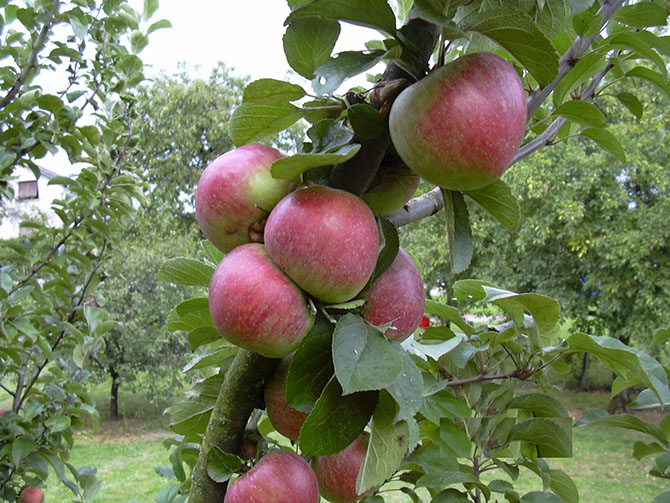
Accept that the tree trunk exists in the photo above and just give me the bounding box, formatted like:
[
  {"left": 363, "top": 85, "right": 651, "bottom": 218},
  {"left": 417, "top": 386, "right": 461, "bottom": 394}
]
[
  {"left": 109, "top": 365, "right": 120, "bottom": 420},
  {"left": 578, "top": 353, "right": 590, "bottom": 390}
]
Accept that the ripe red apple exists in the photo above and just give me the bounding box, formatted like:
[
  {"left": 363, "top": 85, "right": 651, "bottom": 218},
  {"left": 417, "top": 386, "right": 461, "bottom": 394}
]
[
  {"left": 389, "top": 52, "right": 526, "bottom": 191},
  {"left": 312, "top": 432, "right": 373, "bottom": 502},
  {"left": 362, "top": 248, "right": 425, "bottom": 342},
  {"left": 195, "top": 144, "right": 291, "bottom": 253},
  {"left": 362, "top": 166, "right": 419, "bottom": 216},
  {"left": 225, "top": 450, "right": 319, "bottom": 503},
  {"left": 0, "top": 409, "right": 9, "bottom": 416},
  {"left": 264, "top": 185, "right": 379, "bottom": 304},
  {"left": 264, "top": 357, "right": 307, "bottom": 441},
  {"left": 209, "top": 243, "right": 314, "bottom": 358},
  {"left": 19, "top": 488, "right": 44, "bottom": 503}
]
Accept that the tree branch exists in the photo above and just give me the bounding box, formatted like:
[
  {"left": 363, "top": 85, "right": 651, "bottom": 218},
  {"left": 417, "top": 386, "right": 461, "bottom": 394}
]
[{"left": 443, "top": 371, "right": 519, "bottom": 388}]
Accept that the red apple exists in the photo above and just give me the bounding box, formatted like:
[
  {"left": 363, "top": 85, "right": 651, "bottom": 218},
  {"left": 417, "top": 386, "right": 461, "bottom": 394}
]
[
  {"left": 195, "top": 144, "right": 291, "bottom": 253},
  {"left": 0, "top": 409, "right": 9, "bottom": 416},
  {"left": 312, "top": 433, "right": 373, "bottom": 502},
  {"left": 19, "top": 488, "right": 44, "bottom": 503},
  {"left": 264, "top": 185, "right": 379, "bottom": 304},
  {"left": 362, "top": 166, "right": 419, "bottom": 216},
  {"left": 389, "top": 52, "right": 526, "bottom": 191},
  {"left": 209, "top": 243, "right": 314, "bottom": 358},
  {"left": 362, "top": 248, "right": 425, "bottom": 342},
  {"left": 264, "top": 357, "right": 307, "bottom": 441},
  {"left": 225, "top": 450, "right": 319, "bottom": 503}
]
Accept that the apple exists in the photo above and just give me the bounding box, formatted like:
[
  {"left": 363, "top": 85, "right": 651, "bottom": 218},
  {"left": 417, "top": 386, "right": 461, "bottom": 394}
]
[
  {"left": 209, "top": 243, "right": 314, "bottom": 358},
  {"left": 362, "top": 165, "right": 419, "bottom": 216},
  {"left": 224, "top": 450, "right": 319, "bottom": 503},
  {"left": 389, "top": 52, "right": 527, "bottom": 191},
  {"left": 362, "top": 248, "right": 425, "bottom": 342},
  {"left": 19, "top": 488, "right": 44, "bottom": 503},
  {"left": 264, "top": 357, "right": 307, "bottom": 441},
  {"left": 195, "top": 144, "right": 291, "bottom": 253},
  {"left": 312, "top": 432, "right": 373, "bottom": 502},
  {"left": 0, "top": 409, "right": 9, "bottom": 416},
  {"left": 264, "top": 185, "right": 379, "bottom": 304}
]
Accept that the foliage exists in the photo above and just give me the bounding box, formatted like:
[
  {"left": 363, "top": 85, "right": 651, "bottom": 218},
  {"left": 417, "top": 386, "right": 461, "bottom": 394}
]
[{"left": 0, "top": 0, "right": 168, "bottom": 499}]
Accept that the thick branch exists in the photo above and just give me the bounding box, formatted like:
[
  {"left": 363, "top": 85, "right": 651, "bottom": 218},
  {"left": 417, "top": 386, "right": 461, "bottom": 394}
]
[
  {"left": 0, "top": 1, "right": 60, "bottom": 110},
  {"left": 188, "top": 350, "right": 278, "bottom": 503}
]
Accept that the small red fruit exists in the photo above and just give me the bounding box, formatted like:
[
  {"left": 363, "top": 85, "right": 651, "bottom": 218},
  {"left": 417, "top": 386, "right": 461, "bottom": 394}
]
[
  {"left": 264, "top": 358, "right": 308, "bottom": 441},
  {"left": 19, "top": 487, "right": 44, "bottom": 503}
]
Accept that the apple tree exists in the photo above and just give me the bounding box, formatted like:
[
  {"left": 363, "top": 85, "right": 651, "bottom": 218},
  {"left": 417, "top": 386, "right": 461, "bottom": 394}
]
[
  {"left": 156, "top": 1, "right": 670, "bottom": 503},
  {"left": 0, "top": 0, "right": 169, "bottom": 500}
]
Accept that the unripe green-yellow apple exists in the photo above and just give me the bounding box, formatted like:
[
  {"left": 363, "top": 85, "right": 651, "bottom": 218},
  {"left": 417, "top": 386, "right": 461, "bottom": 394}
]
[
  {"left": 389, "top": 52, "right": 526, "bottom": 191},
  {"left": 208, "top": 243, "right": 314, "bottom": 358},
  {"left": 264, "top": 185, "right": 379, "bottom": 304},
  {"left": 19, "top": 488, "right": 44, "bottom": 503},
  {"left": 362, "top": 248, "right": 425, "bottom": 341},
  {"left": 195, "top": 144, "right": 290, "bottom": 253},
  {"left": 264, "top": 357, "right": 307, "bottom": 441},
  {"left": 224, "top": 450, "right": 319, "bottom": 503},
  {"left": 312, "top": 433, "right": 373, "bottom": 502},
  {"left": 362, "top": 166, "right": 419, "bottom": 216}
]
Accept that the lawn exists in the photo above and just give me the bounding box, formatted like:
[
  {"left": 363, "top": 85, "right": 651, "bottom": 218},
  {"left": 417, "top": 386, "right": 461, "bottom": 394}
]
[{"left": 37, "top": 389, "right": 668, "bottom": 503}]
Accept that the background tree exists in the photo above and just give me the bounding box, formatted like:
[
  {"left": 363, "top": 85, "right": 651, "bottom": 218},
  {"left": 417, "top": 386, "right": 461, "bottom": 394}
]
[{"left": 0, "top": 0, "right": 168, "bottom": 500}]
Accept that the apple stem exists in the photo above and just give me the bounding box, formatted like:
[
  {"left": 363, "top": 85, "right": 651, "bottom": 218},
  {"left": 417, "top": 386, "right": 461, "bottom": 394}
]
[{"left": 188, "top": 350, "right": 278, "bottom": 503}]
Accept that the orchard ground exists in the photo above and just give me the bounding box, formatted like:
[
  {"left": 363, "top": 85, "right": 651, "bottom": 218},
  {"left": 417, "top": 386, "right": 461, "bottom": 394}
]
[{"left": 10, "top": 385, "right": 664, "bottom": 503}]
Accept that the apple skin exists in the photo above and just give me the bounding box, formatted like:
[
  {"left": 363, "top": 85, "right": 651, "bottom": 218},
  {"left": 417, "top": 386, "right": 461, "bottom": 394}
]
[
  {"left": 224, "top": 450, "right": 319, "bottom": 503},
  {"left": 312, "top": 433, "right": 373, "bottom": 502},
  {"left": 264, "top": 357, "right": 308, "bottom": 441},
  {"left": 19, "top": 488, "right": 44, "bottom": 503},
  {"left": 195, "top": 144, "right": 290, "bottom": 253},
  {"left": 362, "top": 248, "right": 425, "bottom": 342},
  {"left": 362, "top": 166, "right": 419, "bottom": 216},
  {"left": 264, "top": 185, "right": 379, "bottom": 304},
  {"left": 389, "top": 52, "right": 526, "bottom": 191},
  {"left": 208, "top": 243, "right": 314, "bottom": 358}
]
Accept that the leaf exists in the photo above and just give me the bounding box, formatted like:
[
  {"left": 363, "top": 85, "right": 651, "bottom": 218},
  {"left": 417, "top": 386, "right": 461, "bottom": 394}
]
[
  {"left": 285, "top": 0, "right": 397, "bottom": 35},
  {"left": 299, "top": 377, "right": 378, "bottom": 456},
  {"left": 548, "top": 469, "right": 579, "bottom": 503},
  {"left": 653, "top": 329, "right": 670, "bottom": 346},
  {"left": 169, "top": 374, "right": 224, "bottom": 435},
  {"left": 533, "top": 0, "right": 572, "bottom": 39},
  {"left": 207, "top": 447, "right": 244, "bottom": 483},
  {"left": 182, "top": 346, "right": 236, "bottom": 372},
  {"left": 270, "top": 143, "right": 361, "bottom": 180},
  {"left": 283, "top": 16, "right": 341, "bottom": 79},
  {"left": 229, "top": 103, "right": 303, "bottom": 146},
  {"left": 613, "top": 2, "right": 668, "bottom": 28},
  {"left": 357, "top": 391, "right": 410, "bottom": 494},
  {"left": 508, "top": 418, "right": 572, "bottom": 457},
  {"left": 440, "top": 419, "right": 473, "bottom": 458},
  {"left": 286, "top": 317, "right": 335, "bottom": 413},
  {"left": 580, "top": 128, "right": 626, "bottom": 162},
  {"left": 482, "top": 287, "right": 561, "bottom": 335},
  {"left": 307, "top": 118, "right": 355, "bottom": 153},
  {"left": 313, "top": 50, "right": 387, "bottom": 95},
  {"left": 554, "top": 100, "right": 606, "bottom": 128},
  {"left": 616, "top": 92, "right": 643, "bottom": 119},
  {"left": 367, "top": 218, "right": 399, "bottom": 287},
  {"left": 463, "top": 8, "right": 559, "bottom": 87},
  {"left": 147, "top": 19, "right": 172, "bottom": 34},
  {"left": 633, "top": 440, "right": 665, "bottom": 460},
  {"left": 332, "top": 314, "right": 403, "bottom": 395},
  {"left": 348, "top": 104, "right": 385, "bottom": 140},
  {"left": 242, "top": 79, "right": 306, "bottom": 105},
  {"left": 553, "top": 51, "right": 608, "bottom": 108},
  {"left": 187, "top": 327, "right": 220, "bottom": 350},
  {"left": 653, "top": 493, "right": 670, "bottom": 503},
  {"left": 45, "top": 416, "right": 71, "bottom": 432},
  {"left": 424, "top": 299, "right": 473, "bottom": 336},
  {"left": 450, "top": 191, "right": 472, "bottom": 274},
  {"left": 607, "top": 32, "right": 667, "bottom": 76},
  {"left": 575, "top": 409, "right": 668, "bottom": 446},
  {"left": 387, "top": 350, "right": 424, "bottom": 421},
  {"left": 143, "top": 0, "right": 159, "bottom": 19},
  {"left": 521, "top": 493, "right": 564, "bottom": 503},
  {"left": 12, "top": 438, "right": 36, "bottom": 467},
  {"left": 157, "top": 258, "right": 215, "bottom": 287},
  {"left": 507, "top": 393, "right": 568, "bottom": 418},
  {"left": 465, "top": 180, "right": 521, "bottom": 231},
  {"left": 569, "top": 334, "right": 670, "bottom": 407},
  {"left": 626, "top": 67, "right": 670, "bottom": 99}
]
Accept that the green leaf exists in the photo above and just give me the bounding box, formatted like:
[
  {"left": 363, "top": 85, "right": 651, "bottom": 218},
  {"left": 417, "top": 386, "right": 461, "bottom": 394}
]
[
  {"left": 307, "top": 118, "right": 355, "bottom": 153},
  {"left": 465, "top": 180, "right": 521, "bottom": 232},
  {"left": 633, "top": 440, "right": 666, "bottom": 460},
  {"left": 580, "top": 128, "right": 626, "bottom": 162},
  {"left": 613, "top": 2, "right": 668, "bottom": 28},
  {"left": 12, "top": 437, "right": 36, "bottom": 467},
  {"left": 187, "top": 327, "right": 220, "bottom": 350},
  {"left": 626, "top": 67, "right": 670, "bottom": 99},
  {"left": 548, "top": 469, "right": 579, "bottom": 503},
  {"left": 508, "top": 418, "right": 572, "bottom": 457},
  {"left": 533, "top": 0, "right": 572, "bottom": 39},
  {"left": 554, "top": 100, "right": 606, "bottom": 128},
  {"left": 652, "top": 329, "right": 670, "bottom": 346},
  {"left": 348, "top": 104, "right": 385, "bottom": 140},
  {"left": 575, "top": 410, "right": 668, "bottom": 446},
  {"left": 482, "top": 287, "right": 561, "bottom": 335},
  {"left": 553, "top": 51, "right": 607, "bottom": 108},
  {"left": 229, "top": 103, "right": 303, "bottom": 146},
  {"left": 506, "top": 393, "right": 568, "bottom": 418},
  {"left": 285, "top": 0, "right": 397, "bottom": 35},
  {"left": 357, "top": 391, "right": 410, "bottom": 494},
  {"left": 147, "top": 19, "right": 172, "bottom": 34},
  {"left": 607, "top": 32, "right": 667, "bottom": 76},
  {"left": 286, "top": 316, "right": 334, "bottom": 413},
  {"left": 616, "top": 92, "right": 643, "bottom": 119},
  {"left": 283, "top": 16, "right": 341, "bottom": 79},
  {"left": 170, "top": 374, "right": 224, "bottom": 435},
  {"left": 440, "top": 419, "right": 473, "bottom": 458},
  {"left": 243, "top": 79, "right": 306, "bottom": 105},
  {"left": 387, "top": 350, "right": 424, "bottom": 421},
  {"left": 207, "top": 447, "right": 244, "bottom": 483},
  {"left": 313, "top": 50, "right": 387, "bottom": 95},
  {"left": 367, "top": 218, "right": 399, "bottom": 287},
  {"left": 424, "top": 300, "right": 473, "bottom": 336},
  {"left": 521, "top": 493, "right": 564, "bottom": 503},
  {"left": 332, "top": 314, "right": 403, "bottom": 395},
  {"left": 270, "top": 143, "right": 361, "bottom": 180},
  {"left": 299, "top": 377, "right": 378, "bottom": 456},
  {"left": 157, "top": 258, "right": 215, "bottom": 287},
  {"left": 417, "top": 470, "right": 476, "bottom": 488},
  {"left": 183, "top": 346, "right": 236, "bottom": 372},
  {"left": 36, "top": 94, "right": 63, "bottom": 113},
  {"left": 431, "top": 488, "right": 470, "bottom": 502},
  {"left": 450, "top": 191, "right": 472, "bottom": 274},
  {"left": 463, "top": 8, "right": 559, "bottom": 87},
  {"left": 653, "top": 492, "right": 670, "bottom": 503},
  {"left": 143, "top": 0, "right": 159, "bottom": 19}
]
